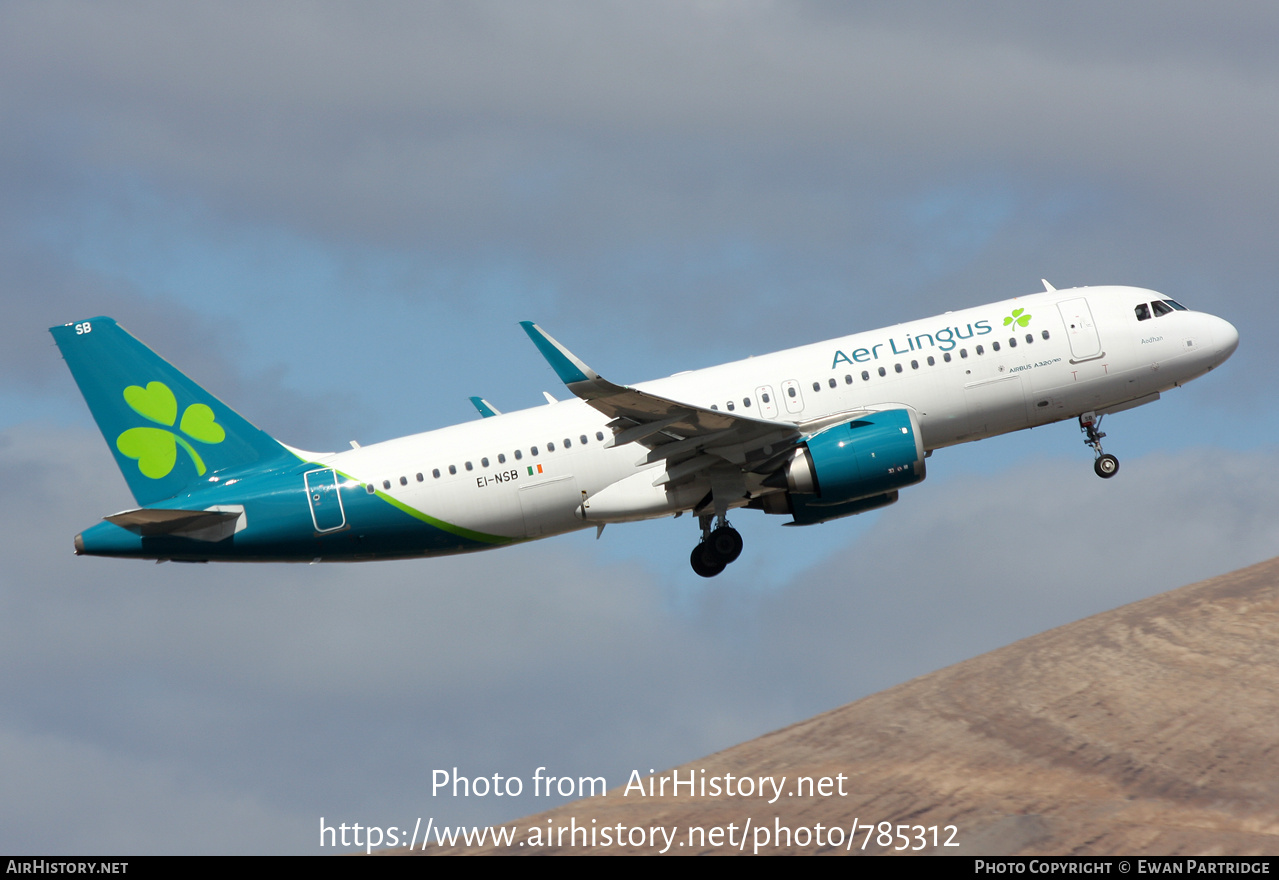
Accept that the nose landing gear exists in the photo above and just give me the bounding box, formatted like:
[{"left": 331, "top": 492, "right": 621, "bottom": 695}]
[
  {"left": 1080, "top": 412, "right": 1120, "bottom": 479},
  {"left": 690, "top": 514, "right": 744, "bottom": 578}
]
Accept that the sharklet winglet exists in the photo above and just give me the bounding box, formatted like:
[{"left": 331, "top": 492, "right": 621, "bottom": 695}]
[{"left": 520, "top": 321, "right": 599, "bottom": 386}]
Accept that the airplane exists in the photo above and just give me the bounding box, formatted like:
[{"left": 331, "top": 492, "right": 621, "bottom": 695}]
[{"left": 52, "top": 282, "right": 1238, "bottom": 577}]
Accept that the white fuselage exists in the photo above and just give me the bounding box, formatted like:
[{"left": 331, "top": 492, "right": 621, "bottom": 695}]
[{"left": 308, "top": 286, "right": 1238, "bottom": 542}]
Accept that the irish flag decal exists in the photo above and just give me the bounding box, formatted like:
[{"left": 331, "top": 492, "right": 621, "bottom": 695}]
[{"left": 527, "top": 464, "right": 544, "bottom": 476}]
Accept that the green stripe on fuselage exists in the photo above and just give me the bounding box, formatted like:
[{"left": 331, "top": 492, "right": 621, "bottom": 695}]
[
  {"left": 370, "top": 488, "right": 514, "bottom": 546},
  {"left": 310, "top": 461, "right": 515, "bottom": 547}
]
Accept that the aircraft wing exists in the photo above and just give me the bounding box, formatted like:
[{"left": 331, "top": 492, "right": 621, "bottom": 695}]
[{"left": 520, "top": 322, "right": 802, "bottom": 474}]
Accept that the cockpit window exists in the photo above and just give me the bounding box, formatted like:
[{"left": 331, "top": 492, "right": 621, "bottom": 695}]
[
  {"left": 1163, "top": 298, "right": 1187, "bottom": 311},
  {"left": 1151, "top": 300, "right": 1174, "bottom": 317},
  {"left": 1135, "top": 303, "right": 1151, "bottom": 321}
]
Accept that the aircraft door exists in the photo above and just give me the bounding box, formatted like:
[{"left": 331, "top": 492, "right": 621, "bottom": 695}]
[
  {"left": 781, "top": 380, "right": 804, "bottom": 414},
  {"left": 755, "top": 385, "right": 778, "bottom": 418},
  {"left": 305, "top": 468, "right": 347, "bottom": 532},
  {"left": 1057, "top": 297, "right": 1103, "bottom": 361}
]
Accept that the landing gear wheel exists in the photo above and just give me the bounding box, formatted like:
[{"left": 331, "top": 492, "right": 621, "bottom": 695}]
[
  {"left": 690, "top": 542, "right": 727, "bottom": 578},
  {"left": 707, "top": 526, "right": 743, "bottom": 564},
  {"left": 1094, "top": 454, "right": 1119, "bottom": 479},
  {"left": 1080, "top": 413, "right": 1119, "bottom": 480}
]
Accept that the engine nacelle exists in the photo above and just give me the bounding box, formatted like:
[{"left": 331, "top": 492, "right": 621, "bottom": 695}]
[{"left": 780, "top": 408, "right": 926, "bottom": 525}]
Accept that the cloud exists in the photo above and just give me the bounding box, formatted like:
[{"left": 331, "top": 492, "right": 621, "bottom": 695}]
[{"left": 5, "top": 3, "right": 1275, "bottom": 364}]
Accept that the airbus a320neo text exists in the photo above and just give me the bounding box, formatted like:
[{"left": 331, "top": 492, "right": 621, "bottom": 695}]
[{"left": 53, "top": 282, "right": 1238, "bottom": 576}]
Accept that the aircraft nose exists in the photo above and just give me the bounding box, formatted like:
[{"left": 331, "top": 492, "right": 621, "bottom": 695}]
[{"left": 1214, "top": 315, "right": 1240, "bottom": 360}]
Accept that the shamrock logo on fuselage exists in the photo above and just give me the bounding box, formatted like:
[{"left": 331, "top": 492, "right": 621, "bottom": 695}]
[
  {"left": 1004, "top": 308, "right": 1032, "bottom": 329},
  {"left": 116, "top": 381, "right": 225, "bottom": 479}
]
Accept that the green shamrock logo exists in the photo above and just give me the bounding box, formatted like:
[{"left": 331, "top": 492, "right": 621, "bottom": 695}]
[
  {"left": 1003, "top": 308, "right": 1032, "bottom": 329},
  {"left": 115, "top": 381, "right": 225, "bottom": 479}
]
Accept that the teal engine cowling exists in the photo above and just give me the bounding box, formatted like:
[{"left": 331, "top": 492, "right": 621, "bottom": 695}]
[{"left": 766, "top": 408, "right": 926, "bottom": 525}]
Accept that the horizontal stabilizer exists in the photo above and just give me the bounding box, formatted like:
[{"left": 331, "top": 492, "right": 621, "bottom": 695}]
[{"left": 104, "top": 506, "right": 245, "bottom": 541}]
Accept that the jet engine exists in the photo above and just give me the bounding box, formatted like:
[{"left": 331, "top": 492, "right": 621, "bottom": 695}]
[{"left": 764, "top": 408, "right": 926, "bottom": 525}]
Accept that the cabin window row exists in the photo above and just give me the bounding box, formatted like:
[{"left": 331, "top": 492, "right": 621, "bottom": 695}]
[
  {"left": 708, "top": 330, "right": 1052, "bottom": 409},
  {"left": 368, "top": 430, "right": 607, "bottom": 492}
]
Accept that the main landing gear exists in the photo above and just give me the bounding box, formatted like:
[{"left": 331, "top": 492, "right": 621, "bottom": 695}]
[
  {"left": 1080, "top": 412, "right": 1119, "bottom": 479},
  {"left": 690, "top": 514, "right": 743, "bottom": 578}
]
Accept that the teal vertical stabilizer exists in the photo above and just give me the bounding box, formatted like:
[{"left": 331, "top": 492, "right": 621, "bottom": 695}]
[{"left": 50, "top": 317, "right": 295, "bottom": 506}]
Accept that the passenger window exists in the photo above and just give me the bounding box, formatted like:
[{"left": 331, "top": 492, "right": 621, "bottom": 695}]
[
  {"left": 976, "top": 345, "right": 985, "bottom": 355},
  {"left": 580, "top": 435, "right": 588, "bottom": 444},
  {"left": 432, "top": 468, "right": 441, "bottom": 479},
  {"left": 828, "top": 378, "right": 836, "bottom": 388},
  {"left": 844, "top": 375, "right": 852, "bottom": 385},
  {"left": 743, "top": 398, "right": 751, "bottom": 407},
  {"left": 787, "top": 387, "right": 797, "bottom": 398},
  {"left": 399, "top": 476, "right": 407, "bottom": 486},
  {"left": 711, "top": 404, "right": 718, "bottom": 410},
  {"left": 811, "top": 382, "right": 820, "bottom": 392},
  {"left": 861, "top": 370, "right": 870, "bottom": 381},
  {"left": 547, "top": 442, "right": 555, "bottom": 452},
  {"left": 1135, "top": 303, "right": 1151, "bottom": 321},
  {"left": 1041, "top": 330, "right": 1050, "bottom": 340},
  {"left": 596, "top": 431, "right": 605, "bottom": 441},
  {"left": 894, "top": 363, "right": 903, "bottom": 373},
  {"left": 1151, "top": 300, "right": 1173, "bottom": 317},
  {"left": 944, "top": 352, "right": 952, "bottom": 362},
  {"left": 927, "top": 356, "right": 935, "bottom": 366},
  {"left": 762, "top": 393, "right": 771, "bottom": 403},
  {"left": 960, "top": 349, "right": 968, "bottom": 358},
  {"left": 498, "top": 454, "right": 506, "bottom": 464},
  {"left": 514, "top": 450, "right": 523, "bottom": 460},
  {"left": 563, "top": 438, "right": 571, "bottom": 448},
  {"left": 383, "top": 480, "right": 391, "bottom": 490},
  {"left": 1009, "top": 337, "right": 1016, "bottom": 348},
  {"left": 992, "top": 341, "right": 1000, "bottom": 352},
  {"left": 465, "top": 461, "right": 473, "bottom": 471},
  {"left": 878, "top": 366, "right": 886, "bottom": 377},
  {"left": 416, "top": 473, "right": 423, "bottom": 482},
  {"left": 726, "top": 401, "right": 735, "bottom": 411},
  {"left": 481, "top": 457, "right": 490, "bottom": 467},
  {"left": 910, "top": 360, "right": 919, "bottom": 369},
  {"left": 1025, "top": 334, "right": 1033, "bottom": 344},
  {"left": 531, "top": 447, "right": 539, "bottom": 456},
  {"left": 366, "top": 483, "right": 375, "bottom": 494}
]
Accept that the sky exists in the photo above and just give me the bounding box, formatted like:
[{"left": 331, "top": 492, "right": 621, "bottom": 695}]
[{"left": 3, "top": 1, "right": 1277, "bottom": 854}]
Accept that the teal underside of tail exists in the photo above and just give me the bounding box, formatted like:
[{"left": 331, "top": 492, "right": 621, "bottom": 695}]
[{"left": 50, "top": 317, "right": 295, "bottom": 506}]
